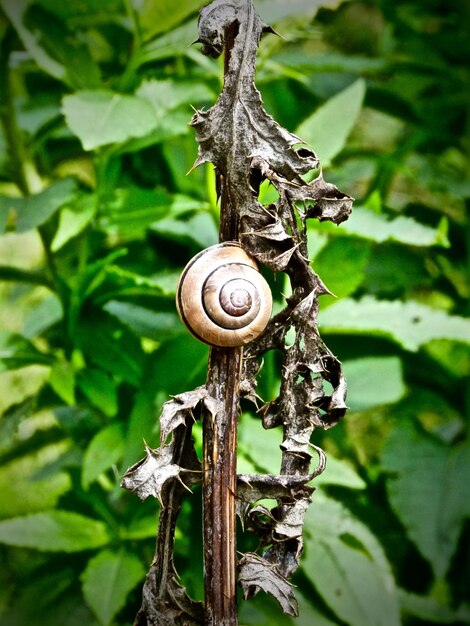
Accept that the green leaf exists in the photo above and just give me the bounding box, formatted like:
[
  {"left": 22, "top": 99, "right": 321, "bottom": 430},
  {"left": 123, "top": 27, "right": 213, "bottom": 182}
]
[
  {"left": 89, "top": 266, "right": 166, "bottom": 305},
  {"left": 382, "top": 424, "right": 470, "bottom": 578},
  {"left": 312, "top": 237, "right": 371, "bottom": 298},
  {"left": 81, "top": 549, "right": 145, "bottom": 626},
  {"left": 360, "top": 244, "right": 430, "bottom": 297},
  {"left": 239, "top": 413, "right": 282, "bottom": 474},
  {"left": 0, "top": 511, "right": 111, "bottom": 552},
  {"left": 319, "top": 297, "right": 470, "bottom": 351},
  {"left": 343, "top": 356, "right": 406, "bottom": 411},
  {"left": 399, "top": 589, "right": 470, "bottom": 624},
  {"left": 82, "top": 422, "right": 125, "bottom": 488},
  {"left": 256, "top": 0, "right": 349, "bottom": 22},
  {"left": 304, "top": 493, "right": 400, "bottom": 626},
  {"left": 17, "top": 98, "right": 61, "bottom": 136},
  {"left": 123, "top": 515, "right": 159, "bottom": 540},
  {"left": 136, "top": 20, "right": 198, "bottom": 66},
  {"left": 150, "top": 211, "right": 218, "bottom": 249},
  {"left": 2, "top": 0, "right": 65, "bottom": 81},
  {"left": 3, "top": 0, "right": 101, "bottom": 88},
  {"left": 272, "top": 50, "right": 387, "bottom": 75},
  {"left": 239, "top": 413, "right": 365, "bottom": 488},
  {"left": 49, "top": 359, "right": 75, "bottom": 404},
  {"left": 69, "top": 249, "right": 128, "bottom": 308},
  {"left": 26, "top": 4, "right": 101, "bottom": 88},
  {"left": 1, "top": 178, "right": 76, "bottom": 232},
  {"left": 136, "top": 80, "right": 214, "bottom": 117},
  {"left": 38, "top": 0, "right": 122, "bottom": 24},
  {"left": 0, "top": 202, "right": 8, "bottom": 234},
  {"left": 145, "top": 334, "right": 208, "bottom": 395},
  {"left": 0, "top": 442, "right": 71, "bottom": 519},
  {"left": 77, "top": 368, "right": 118, "bottom": 417},
  {"left": 62, "top": 91, "right": 157, "bottom": 150},
  {"left": 51, "top": 195, "right": 96, "bottom": 252},
  {"left": 22, "top": 294, "right": 63, "bottom": 338},
  {"left": 77, "top": 314, "right": 144, "bottom": 386},
  {"left": 135, "top": 0, "right": 201, "bottom": 40},
  {"left": 103, "top": 301, "right": 183, "bottom": 341},
  {"left": 296, "top": 79, "right": 366, "bottom": 165},
  {"left": 0, "top": 569, "right": 100, "bottom": 626},
  {"left": 53, "top": 405, "right": 103, "bottom": 443},
  {"left": 0, "top": 331, "right": 52, "bottom": 369},
  {"left": 117, "top": 81, "right": 214, "bottom": 152},
  {"left": 334, "top": 207, "right": 449, "bottom": 247},
  {"left": 239, "top": 589, "right": 339, "bottom": 626},
  {"left": 121, "top": 338, "right": 208, "bottom": 470},
  {"left": 314, "top": 456, "right": 366, "bottom": 490},
  {"left": 0, "top": 365, "right": 50, "bottom": 415},
  {"left": 97, "top": 186, "right": 171, "bottom": 240}
]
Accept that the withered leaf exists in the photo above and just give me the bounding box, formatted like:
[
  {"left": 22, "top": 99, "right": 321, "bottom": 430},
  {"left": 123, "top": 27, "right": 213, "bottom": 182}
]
[
  {"left": 160, "top": 386, "right": 208, "bottom": 444},
  {"left": 280, "top": 428, "right": 314, "bottom": 455},
  {"left": 237, "top": 474, "right": 313, "bottom": 504},
  {"left": 239, "top": 553, "right": 299, "bottom": 617},
  {"left": 121, "top": 444, "right": 188, "bottom": 504},
  {"left": 136, "top": 567, "right": 203, "bottom": 626},
  {"left": 301, "top": 175, "right": 353, "bottom": 224},
  {"left": 203, "top": 394, "right": 224, "bottom": 421},
  {"left": 252, "top": 243, "right": 300, "bottom": 273},
  {"left": 245, "top": 219, "right": 292, "bottom": 242},
  {"left": 193, "top": 0, "right": 319, "bottom": 190},
  {"left": 274, "top": 498, "right": 311, "bottom": 540},
  {"left": 125, "top": 0, "right": 354, "bottom": 620}
]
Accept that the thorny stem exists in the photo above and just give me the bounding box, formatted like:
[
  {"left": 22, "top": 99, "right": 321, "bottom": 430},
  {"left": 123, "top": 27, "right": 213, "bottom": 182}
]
[
  {"left": 123, "top": 0, "right": 351, "bottom": 622},
  {"left": 202, "top": 22, "right": 240, "bottom": 626}
]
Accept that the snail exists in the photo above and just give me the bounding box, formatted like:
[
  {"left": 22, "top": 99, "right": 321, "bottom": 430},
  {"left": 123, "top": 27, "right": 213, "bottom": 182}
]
[{"left": 176, "top": 242, "right": 272, "bottom": 348}]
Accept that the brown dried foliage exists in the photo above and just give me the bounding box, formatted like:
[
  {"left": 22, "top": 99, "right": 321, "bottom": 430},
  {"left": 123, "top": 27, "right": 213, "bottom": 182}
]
[{"left": 122, "top": 0, "right": 352, "bottom": 623}]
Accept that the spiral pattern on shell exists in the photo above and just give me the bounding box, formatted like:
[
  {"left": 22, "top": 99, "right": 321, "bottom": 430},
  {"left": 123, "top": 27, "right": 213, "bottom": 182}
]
[{"left": 176, "top": 243, "right": 272, "bottom": 347}]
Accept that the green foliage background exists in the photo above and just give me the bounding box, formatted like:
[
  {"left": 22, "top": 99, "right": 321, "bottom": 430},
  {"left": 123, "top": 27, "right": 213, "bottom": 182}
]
[{"left": 0, "top": 0, "right": 469, "bottom": 624}]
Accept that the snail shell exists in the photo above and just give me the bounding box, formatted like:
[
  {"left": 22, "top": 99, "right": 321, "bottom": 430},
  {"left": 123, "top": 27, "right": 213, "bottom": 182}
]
[{"left": 176, "top": 243, "right": 272, "bottom": 348}]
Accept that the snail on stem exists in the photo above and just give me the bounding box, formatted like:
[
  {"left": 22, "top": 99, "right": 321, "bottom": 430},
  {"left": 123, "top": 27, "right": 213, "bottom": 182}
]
[{"left": 176, "top": 242, "right": 272, "bottom": 348}]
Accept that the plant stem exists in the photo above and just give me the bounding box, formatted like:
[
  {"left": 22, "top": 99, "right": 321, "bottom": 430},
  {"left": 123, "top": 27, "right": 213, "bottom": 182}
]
[
  {"left": 0, "top": 29, "right": 61, "bottom": 291},
  {"left": 202, "top": 23, "right": 240, "bottom": 626},
  {"left": 0, "top": 31, "right": 42, "bottom": 196}
]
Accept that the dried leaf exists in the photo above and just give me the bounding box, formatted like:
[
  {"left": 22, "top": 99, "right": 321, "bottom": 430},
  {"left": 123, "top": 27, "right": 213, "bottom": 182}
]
[
  {"left": 237, "top": 474, "right": 313, "bottom": 504},
  {"left": 280, "top": 428, "right": 314, "bottom": 455},
  {"left": 136, "top": 567, "right": 203, "bottom": 626},
  {"left": 193, "top": 0, "right": 319, "bottom": 189},
  {"left": 203, "top": 394, "right": 224, "bottom": 421},
  {"left": 160, "top": 387, "right": 207, "bottom": 443},
  {"left": 301, "top": 175, "right": 353, "bottom": 224},
  {"left": 124, "top": 0, "right": 354, "bottom": 619},
  {"left": 274, "top": 498, "right": 311, "bottom": 540},
  {"left": 245, "top": 219, "right": 292, "bottom": 242},
  {"left": 121, "top": 444, "right": 187, "bottom": 503},
  {"left": 253, "top": 244, "right": 300, "bottom": 273},
  {"left": 239, "top": 553, "right": 299, "bottom": 616}
]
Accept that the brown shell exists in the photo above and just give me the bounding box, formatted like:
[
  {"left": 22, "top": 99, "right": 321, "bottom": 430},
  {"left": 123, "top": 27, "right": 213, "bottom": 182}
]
[{"left": 176, "top": 243, "right": 272, "bottom": 347}]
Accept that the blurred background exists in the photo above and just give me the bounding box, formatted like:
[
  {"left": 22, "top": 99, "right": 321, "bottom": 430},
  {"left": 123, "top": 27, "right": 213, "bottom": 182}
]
[{"left": 0, "top": 0, "right": 469, "bottom": 624}]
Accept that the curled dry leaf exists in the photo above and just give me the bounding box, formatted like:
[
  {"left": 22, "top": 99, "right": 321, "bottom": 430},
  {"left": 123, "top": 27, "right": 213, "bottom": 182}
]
[
  {"left": 120, "top": 444, "right": 187, "bottom": 504},
  {"left": 239, "top": 553, "right": 299, "bottom": 617},
  {"left": 237, "top": 473, "right": 314, "bottom": 505},
  {"left": 159, "top": 386, "right": 207, "bottom": 444}
]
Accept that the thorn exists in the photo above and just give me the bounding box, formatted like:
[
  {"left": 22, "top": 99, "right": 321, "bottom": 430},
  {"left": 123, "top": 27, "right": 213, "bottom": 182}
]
[
  {"left": 308, "top": 443, "right": 327, "bottom": 478},
  {"left": 262, "top": 24, "right": 282, "bottom": 38},
  {"left": 177, "top": 475, "right": 194, "bottom": 494}
]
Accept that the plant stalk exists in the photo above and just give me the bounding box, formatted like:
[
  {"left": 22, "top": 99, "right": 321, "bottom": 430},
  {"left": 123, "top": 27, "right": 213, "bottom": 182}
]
[{"left": 202, "top": 23, "right": 240, "bottom": 626}]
